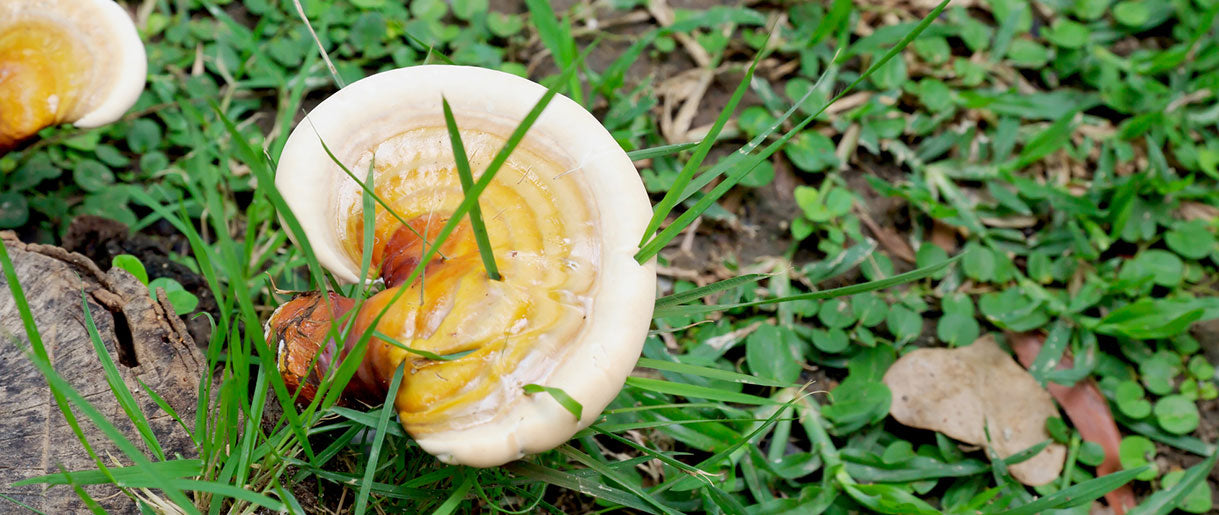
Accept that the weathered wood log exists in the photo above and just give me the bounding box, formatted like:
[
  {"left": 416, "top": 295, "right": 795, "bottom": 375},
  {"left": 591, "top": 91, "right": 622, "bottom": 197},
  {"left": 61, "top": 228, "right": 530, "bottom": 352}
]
[{"left": 0, "top": 233, "right": 203, "bottom": 513}]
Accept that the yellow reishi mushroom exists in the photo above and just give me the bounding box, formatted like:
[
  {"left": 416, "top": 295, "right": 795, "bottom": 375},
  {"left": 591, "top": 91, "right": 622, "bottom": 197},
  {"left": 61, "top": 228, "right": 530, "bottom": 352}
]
[
  {"left": 0, "top": 0, "right": 146, "bottom": 153},
  {"left": 266, "top": 65, "right": 656, "bottom": 467}
]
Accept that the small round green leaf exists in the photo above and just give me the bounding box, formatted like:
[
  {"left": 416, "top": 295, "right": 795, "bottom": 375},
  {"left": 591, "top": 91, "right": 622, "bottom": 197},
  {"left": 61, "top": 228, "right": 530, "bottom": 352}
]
[
  {"left": 852, "top": 294, "right": 888, "bottom": 328},
  {"left": 1045, "top": 416, "right": 1070, "bottom": 444},
  {"left": 738, "top": 106, "right": 777, "bottom": 138},
  {"left": 936, "top": 313, "right": 980, "bottom": 347},
  {"left": 1115, "top": 380, "right": 1151, "bottom": 419},
  {"left": 73, "top": 159, "right": 115, "bottom": 193},
  {"left": 451, "top": 0, "right": 488, "bottom": 20},
  {"left": 111, "top": 255, "right": 149, "bottom": 285},
  {"left": 819, "top": 299, "right": 857, "bottom": 329},
  {"left": 1140, "top": 357, "right": 1178, "bottom": 396},
  {"left": 1007, "top": 39, "right": 1050, "bottom": 68},
  {"left": 0, "top": 192, "right": 29, "bottom": 229},
  {"left": 149, "top": 277, "right": 198, "bottom": 315},
  {"left": 1153, "top": 395, "right": 1199, "bottom": 435},
  {"left": 410, "top": 0, "right": 447, "bottom": 20},
  {"left": 912, "top": 37, "right": 951, "bottom": 65},
  {"left": 1187, "top": 355, "right": 1214, "bottom": 381},
  {"left": 487, "top": 12, "right": 524, "bottom": 37},
  {"left": 812, "top": 328, "right": 849, "bottom": 354},
  {"left": 1078, "top": 441, "right": 1105, "bottom": 467},
  {"left": 1165, "top": 220, "right": 1215, "bottom": 260},
  {"left": 962, "top": 243, "right": 995, "bottom": 282},
  {"left": 915, "top": 244, "right": 950, "bottom": 280},
  {"left": 784, "top": 131, "right": 837, "bottom": 173},
  {"left": 940, "top": 293, "right": 975, "bottom": 318},
  {"left": 1113, "top": 1, "right": 1150, "bottom": 26},
  {"left": 886, "top": 305, "right": 922, "bottom": 344},
  {"left": 746, "top": 324, "right": 802, "bottom": 383},
  {"left": 126, "top": 119, "right": 163, "bottom": 154},
  {"left": 1117, "top": 436, "right": 1158, "bottom": 480},
  {"left": 1044, "top": 19, "right": 1090, "bottom": 49},
  {"left": 882, "top": 440, "right": 915, "bottom": 464},
  {"left": 1121, "top": 249, "right": 1183, "bottom": 287}
]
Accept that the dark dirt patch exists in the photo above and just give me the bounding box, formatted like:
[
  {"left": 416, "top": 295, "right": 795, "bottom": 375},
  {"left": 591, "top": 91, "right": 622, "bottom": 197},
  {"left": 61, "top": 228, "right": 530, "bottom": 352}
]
[{"left": 62, "top": 215, "right": 218, "bottom": 347}]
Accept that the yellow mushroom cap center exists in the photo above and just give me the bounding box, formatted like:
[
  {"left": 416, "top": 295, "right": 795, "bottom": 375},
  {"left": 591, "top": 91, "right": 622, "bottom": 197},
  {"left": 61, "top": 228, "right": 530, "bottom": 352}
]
[
  {"left": 336, "top": 125, "right": 600, "bottom": 436},
  {"left": 0, "top": 17, "right": 91, "bottom": 151}
]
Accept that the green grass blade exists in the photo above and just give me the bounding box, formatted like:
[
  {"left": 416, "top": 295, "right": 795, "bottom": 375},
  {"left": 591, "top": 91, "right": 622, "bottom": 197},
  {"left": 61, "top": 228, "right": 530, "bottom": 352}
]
[
  {"left": 327, "top": 406, "right": 408, "bottom": 437},
  {"left": 431, "top": 469, "right": 476, "bottom": 515},
  {"left": 640, "top": 52, "right": 764, "bottom": 246},
  {"left": 653, "top": 273, "right": 771, "bottom": 308},
  {"left": 502, "top": 461, "right": 659, "bottom": 514},
  {"left": 604, "top": 402, "right": 730, "bottom": 415},
  {"left": 523, "top": 384, "right": 583, "bottom": 420},
  {"left": 995, "top": 466, "right": 1148, "bottom": 515},
  {"left": 210, "top": 109, "right": 318, "bottom": 463},
  {"left": 15, "top": 460, "right": 205, "bottom": 487},
  {"left": 56, "top": 465, "right": 105, "bottom": 515},
  {"left": 654, "top": 255, "right": 961, "bottom": 317},
  {"left": 625, "top": 376, "right": 778, "bottom": 405},
  {"left": 0, "top": 492, "right": 44, "bottom": 513},
  {"left": 404, "top": 32, "right": 457, "bottom": 65},
  {"left": 557, "top": 445, "right": 683, "bottom": 515},
  {"left": 636, "top": 357, "right": 792, "bottom": 387},
  {"left": 354, "top": 361, "right": 405, "bottom": 515},
  {"left": 525, "top": 0, "right": 582, "bottom": 104},
  {"left": 171, "top": 479, "right": 285, "bottom": 512},
  {"left": 360, "top": 159, "right": 377, "bottom": 290},
  {"left": 591, "top": 417, "right": 795, "bottom": 434},
  {"left": 442, "top": 97, "right": 500, "bottom": 280},
  {"left": 1128, "top": 451, "right": 1218, "bottom": 515},
  {"left": 626, "top": 142, "right": 698, "bottom": 161},
  {"left": 650, "top": 393, "right": 803, "bottom": 494},
  {"left": 233, "top": 363, "right": 269, "bottom": 491},
  {"left": 587, "top": 426, "right": 702, "bottom": 476},
  {"left": 372, "top": 329, "right": 469, "bottom": 361},
  {"left": 134, "top": 377, "right": 195, "bottom": 445},
  {"left": 79, "top": 292, "right": 166, "bottom": 460}
]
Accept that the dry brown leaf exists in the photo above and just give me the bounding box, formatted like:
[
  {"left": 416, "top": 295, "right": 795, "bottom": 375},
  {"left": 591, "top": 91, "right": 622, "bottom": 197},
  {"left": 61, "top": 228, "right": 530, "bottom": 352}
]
[
  {"left": 931, "top": 220, "right": 959, "bottom": 254},
  {"left": 883, "top": 335, "right": 1066, "bottom": 486},
  {"left": 855, "top": 205, "right": 916, "bottom": 263},
  {"left": 979, "top": 215, "right": 1039, "bottom": 228},
  {"left": 1179, "top": 201, "right": 1219, "bottom": 222},
  {"left": 1008, "top": 332, "right": 1136, "bottom": 514}
]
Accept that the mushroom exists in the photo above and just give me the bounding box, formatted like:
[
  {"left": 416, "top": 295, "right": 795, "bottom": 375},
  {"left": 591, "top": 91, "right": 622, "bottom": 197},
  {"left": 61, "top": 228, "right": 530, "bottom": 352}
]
[
  {"left": 0, "top": 0, "right": 147, "bottom": 153},
  {"left": 266, "top": 65, "right": 656, "bottom": 467}
]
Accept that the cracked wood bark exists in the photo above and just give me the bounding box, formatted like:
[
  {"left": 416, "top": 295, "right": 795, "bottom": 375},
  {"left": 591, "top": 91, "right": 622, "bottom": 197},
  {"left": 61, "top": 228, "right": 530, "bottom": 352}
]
[{"left": 0, "top": 233, "right": 203, "bottom": 513}]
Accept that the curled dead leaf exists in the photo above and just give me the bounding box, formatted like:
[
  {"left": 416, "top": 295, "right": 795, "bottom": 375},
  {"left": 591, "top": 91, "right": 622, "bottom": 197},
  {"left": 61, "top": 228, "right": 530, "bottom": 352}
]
[{"left": 883, "top": 335, "right": 1066, "bottom": 486}]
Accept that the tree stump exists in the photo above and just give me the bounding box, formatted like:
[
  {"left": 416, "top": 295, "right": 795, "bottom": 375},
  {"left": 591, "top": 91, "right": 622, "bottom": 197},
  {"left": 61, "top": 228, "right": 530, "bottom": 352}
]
[{"left": 0, "top": 233, "right": 204, "bottom": 513}]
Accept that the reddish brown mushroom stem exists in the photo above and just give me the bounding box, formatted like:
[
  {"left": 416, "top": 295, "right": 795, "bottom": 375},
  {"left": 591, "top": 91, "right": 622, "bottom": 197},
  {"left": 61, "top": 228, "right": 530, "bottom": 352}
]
[
  {"left": 267, "top": 291, "right": 382, "bottom": 405},
  {"left": 266, "top": 216, "right": 461, "bottom": 406},
  {"left": 1007, "top": 331, "right": 1136, "bottom": 515}
]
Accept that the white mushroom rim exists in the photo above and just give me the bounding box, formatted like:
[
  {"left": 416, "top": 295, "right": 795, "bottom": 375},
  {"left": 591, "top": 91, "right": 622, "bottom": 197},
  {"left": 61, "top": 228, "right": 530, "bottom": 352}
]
[
  {"left": 0, "top": 0, "right": 146, "bottom": 151},
  {"left": 271, "top": 65, "right": 657, "bottom": 467}
]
